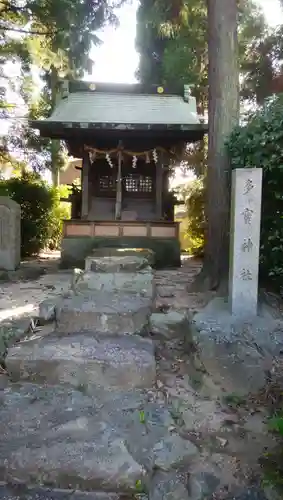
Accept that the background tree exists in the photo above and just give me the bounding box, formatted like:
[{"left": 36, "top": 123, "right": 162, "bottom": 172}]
[
  {"left": 136, "top": 0, "right": 283, "bottom": 288},
  {"left": 0, "top": 0, "right": 125, "bottom": 183},
  {"left": 136, "top": 0, "right": 270, "bottom": 110}
]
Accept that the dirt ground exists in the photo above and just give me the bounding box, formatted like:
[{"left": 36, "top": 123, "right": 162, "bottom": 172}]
[{"left": 154, "top": 258, "right": 279, "bottom": 498}]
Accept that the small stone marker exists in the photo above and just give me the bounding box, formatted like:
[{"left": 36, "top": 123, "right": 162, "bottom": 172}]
[
  {"left": 0, "top": 197, "right": 21, "bottom": 271},
  {"left": 229, "top": 168, "right": 263, "bottom": 317}
]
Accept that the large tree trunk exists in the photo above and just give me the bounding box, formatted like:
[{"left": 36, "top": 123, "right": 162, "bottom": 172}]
[
  {"left": 50, "top": 66, "right": 60, "bottom": 187},
  {"left": 193, "top": 0, "right": 239, "bottom": 291}
]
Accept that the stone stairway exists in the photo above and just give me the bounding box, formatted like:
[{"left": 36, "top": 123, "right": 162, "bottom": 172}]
[{"left": 0, "top": 249, "right": 199, "bottom": 500}]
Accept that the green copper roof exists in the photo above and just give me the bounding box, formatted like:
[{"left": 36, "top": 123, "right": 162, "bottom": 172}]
[
  {"left": 46, "top": 91, "right": 200, "bottom": 126},
  {"left": 34, "top": 81, "right": 205, "bottom": 127}
]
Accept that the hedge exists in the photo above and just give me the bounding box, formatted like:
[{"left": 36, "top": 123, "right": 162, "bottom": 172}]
[
  {"left": 0, "top": 171, "right": 70, "bottom": 257},
  {"left": 227, "top": 95, "right": 283, "bottom": 290}
]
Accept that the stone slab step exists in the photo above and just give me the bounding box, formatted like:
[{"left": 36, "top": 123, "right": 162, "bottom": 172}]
[
  {"left": 0, "top": 384, "right": 198, "bottom": 492},
  {"left": 0, "top": 485, "right": 123, "bottom": 500},
  {"left": 6, "top": 333, "right": 156, "bottom": 391},
  {"left": 55, "top": 292, "right": 151, "bottom": 335},
  {"left": 85, "top": 248, "right": 154, "bottom": 273},
  {"left": 73, "top": 270, "right": 154, "bottom": 299}
]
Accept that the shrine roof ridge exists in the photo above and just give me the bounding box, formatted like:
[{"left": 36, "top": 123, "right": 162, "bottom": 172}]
[{"left": 67, "top": 80, "right": 187, "bottom": 97}]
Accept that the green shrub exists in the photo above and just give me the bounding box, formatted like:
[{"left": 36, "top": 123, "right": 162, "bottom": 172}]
[
  {"left": 183, "top": 178, "right": 206, "bottom": 256},
  {"left": 0, "top": 172, "right": 70, "bottom": 257},
  {"left": 176, "top": 215, "right": 191, "bottom": 252},
  {"left": 261, "top": 413, "right": 283, "bottom": 493},
  {"left": 48, "top": 185, "right": 71, "bottom": 250},
  {"left": 227, "top": 95, "right": 283, "bottom": 290}
]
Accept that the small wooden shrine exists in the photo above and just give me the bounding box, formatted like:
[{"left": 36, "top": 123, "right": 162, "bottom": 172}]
[{"left": 31, "top": 81, "right": 207, "bottom": 267}]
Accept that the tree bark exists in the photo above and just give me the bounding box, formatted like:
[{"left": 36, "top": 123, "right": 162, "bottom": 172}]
[
  {"left": 193, "top": 0, "right": 239, "bottom": 291},
  {"left": 50, "top": 66, "right": 60, "bottom": 187}
]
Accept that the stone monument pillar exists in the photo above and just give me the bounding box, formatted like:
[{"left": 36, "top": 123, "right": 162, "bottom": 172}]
[
  {"left": 0, "top": 197, "right": 21, "bottom": 271},
  {"left": 229, "top": 168, "right": 263, "bottom": 317}
]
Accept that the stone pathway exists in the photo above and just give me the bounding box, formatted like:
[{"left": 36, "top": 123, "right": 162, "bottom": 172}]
[{"left": 0, "top": 254, "right": 278, "bottom": 499}]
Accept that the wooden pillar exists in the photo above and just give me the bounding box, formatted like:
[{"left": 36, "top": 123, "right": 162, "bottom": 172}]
[
  {"left": 156, "top": 160, "right": 163, "bottom": 219},
  {"left": 115, "top": 151, "right": 122, "bottom": 220},
  {"left": 81, "top": 152, "right": 90, "bottom": 219}
]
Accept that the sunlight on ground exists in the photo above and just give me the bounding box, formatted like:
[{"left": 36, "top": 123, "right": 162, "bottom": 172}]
[{"left": 0, "top": 304, "right": 36, "bottom": 322}]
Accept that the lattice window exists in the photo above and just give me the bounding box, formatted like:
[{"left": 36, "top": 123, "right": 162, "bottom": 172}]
[
  {"left": 99, "top": 175, "right": 116, "bottom": 191},
  {"left": 124, "top": 174, "right": 153, "bottom": 193}
]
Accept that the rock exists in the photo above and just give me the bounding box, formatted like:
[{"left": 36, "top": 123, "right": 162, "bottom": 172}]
[
  {"left": 224, "top": 488, "right": 268, "bottom": 500},
  {"left": 0, "top": 385, "right": 201, "bottom": 493},
  {"left": 0, "top": 317, "right": 33, "bottom": 363},
  {"left": 0, "top": 384, "right": 146, "bottom": 492},
  {"left": 170, "top": 396, "right": 227, "bottom": 434},
  {"left": 223, "top": 414, "right": 240, "bottom": 426},
  {"left": 0, "top": 485, "right": 121, "bottom": 499},
  {"left": 72, "top": 270, "right": 154, "bottom": 299},
  {"left": 149, "top": 471, "right": 190, "bottom": 500},
  {"left": 149, "top": 434, "right": 199, "bottom": 471},
  {"left": 55, "top": 292, "right": 151, "bottom": 335},
  {"left": 157, "top": 287, "right": 175, "bottom": 298},
  {"left": 1, "top": 436, "right": 144, "bottom": 492},
  {"left": 187, "top": 471, "right": 220, "bottom": 500},
  {"left": 243, "top": 413, "right": 267, "bottom": 435},
  {"left": 85, "top": 248, "right": 154, "bottom": 273},
  {"left": 150, "top": 311, "right": 189, "bottom": 339},
  {"left": 196, "top": 333, "right": 267, "bottom": 396},
  {"left": 38, "top": 299, "right": 57, "bottom": 323},
  {"left": 192, "top": 297, "right": 283, "bottom": 396},
  {"left": 122, "top": 403, "right": 176, "bottom": 469},
  {"left": 6, "top": 333, "right": 156, "bottom": 391}
]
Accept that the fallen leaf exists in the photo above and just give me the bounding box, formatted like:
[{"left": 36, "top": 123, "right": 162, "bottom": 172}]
[{"left": 216, "top": 437, "right": 228, "bottom": 448}]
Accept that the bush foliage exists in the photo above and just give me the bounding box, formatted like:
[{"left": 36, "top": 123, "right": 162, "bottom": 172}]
[
  {"left": 0, "top": 172, "right": 70, "bottom": 257},
  {"left": 227, "top": 95, "right": 283, "bottom": 290},
  {"left": 178, "top": 178, "right": 206, "bottom": 255},
  {"left": 261, "top": 413, "right": 283, "bottom": 494},
  {"left": 48, "top": 185, "right": 71, "bottom": 250}
]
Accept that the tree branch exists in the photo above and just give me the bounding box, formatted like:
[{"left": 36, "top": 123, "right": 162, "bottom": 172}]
[
  {"left": 0, "top": 0, "right": 27, "bottom": 14},
  {"left": 0, "top": 1, "right": 56, "bottom": 35},
  {"left": 0, "top": 24, "right": 57, "bottom": 35}
]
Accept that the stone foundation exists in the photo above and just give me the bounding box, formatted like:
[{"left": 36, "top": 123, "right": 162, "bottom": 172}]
[{"left": 61, "top": 236, "right": 181, "bottom": 269}]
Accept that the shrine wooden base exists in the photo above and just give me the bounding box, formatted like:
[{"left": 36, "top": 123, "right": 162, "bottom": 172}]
[{"left": 61, "top": 220, "right": 181, "bottom": 269}]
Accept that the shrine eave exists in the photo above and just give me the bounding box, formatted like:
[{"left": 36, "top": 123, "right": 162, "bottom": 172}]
[{"left": 30, "top": 120, "right": 207, "bottom": 142}]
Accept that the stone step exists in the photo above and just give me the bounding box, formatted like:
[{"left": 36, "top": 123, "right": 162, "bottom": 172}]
[
  {"left": 0, "top": 485, "right": 124, "bottom": 500},
  {"left": 6, "top": 333, "right": 156, "bottom": 391},
  {"left": 73, "top": 270, "right": 154, "bottom": 299},
  {"left": 0, "top": 384, "right": 198, "bottom": 493},
  {"left": 55, "top": 292, "right": 151, "bottom": 335},
  {"left": 85, "top": 248, "right": 154, "bottom": 273}
]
